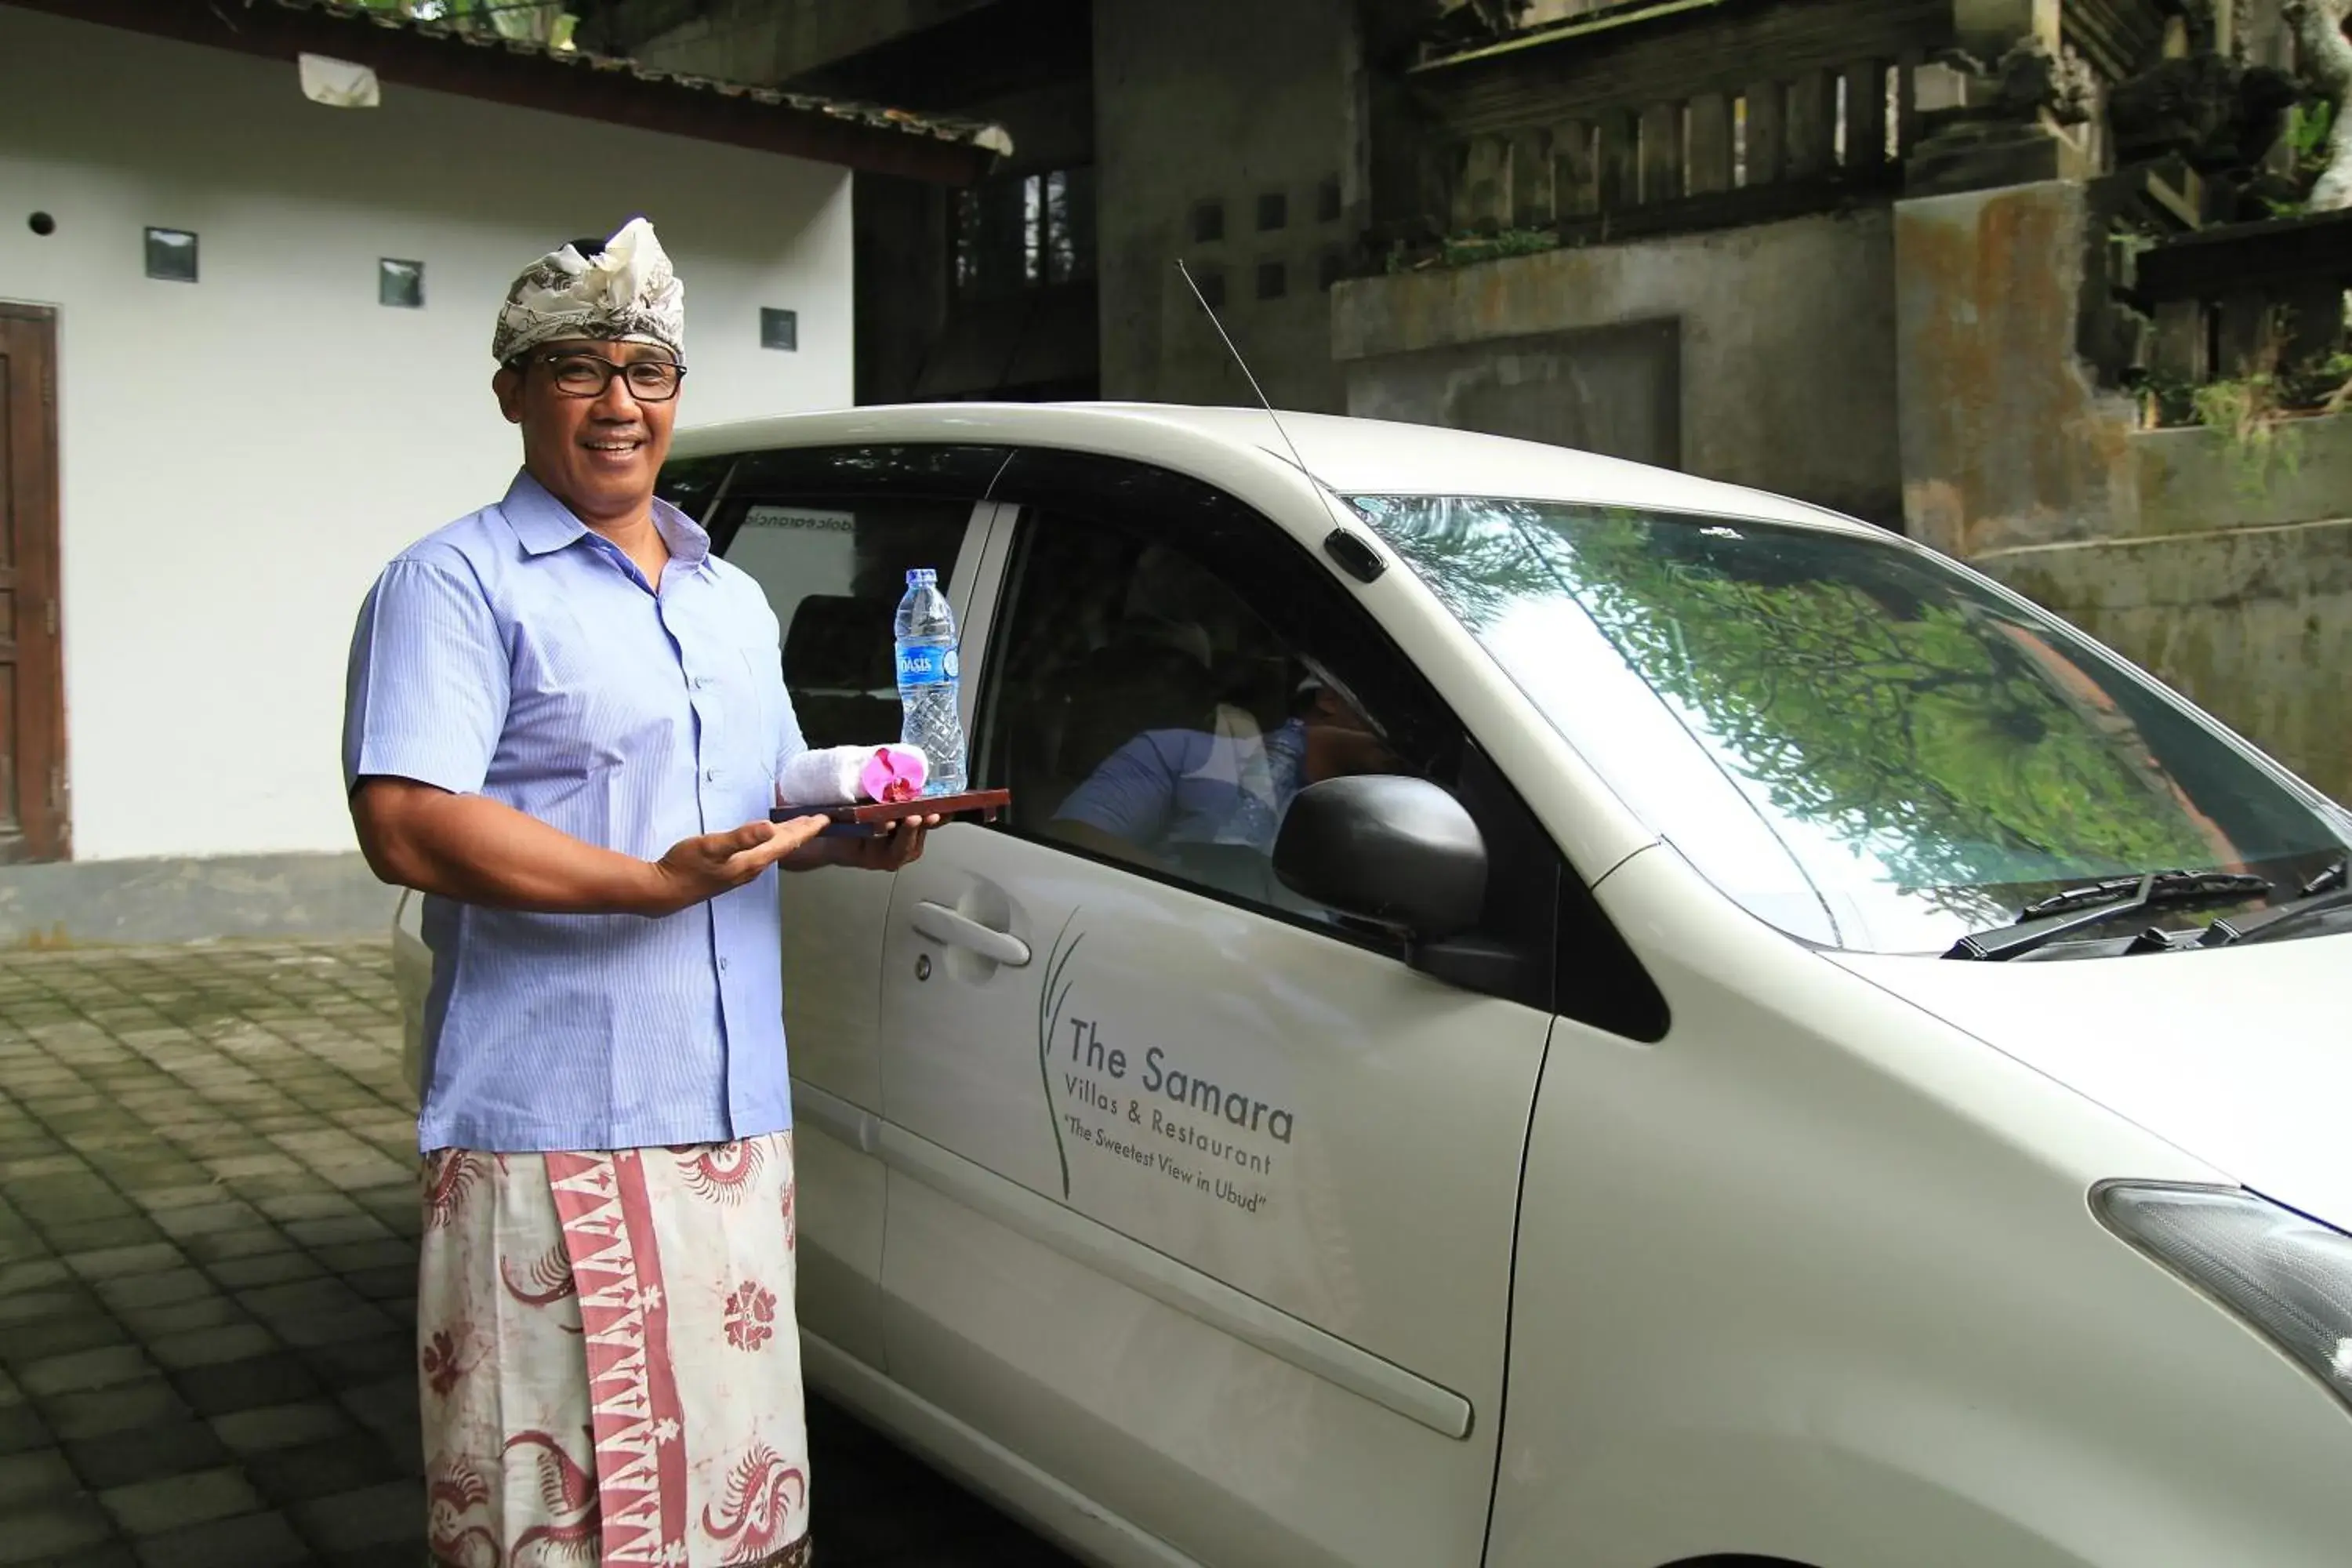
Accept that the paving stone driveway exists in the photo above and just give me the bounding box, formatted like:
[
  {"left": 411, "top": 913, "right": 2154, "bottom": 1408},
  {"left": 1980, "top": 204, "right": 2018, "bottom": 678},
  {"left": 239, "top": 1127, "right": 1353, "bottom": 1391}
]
[{"left": 0, "top": 942, "right": 1079, "bottom": 1567}]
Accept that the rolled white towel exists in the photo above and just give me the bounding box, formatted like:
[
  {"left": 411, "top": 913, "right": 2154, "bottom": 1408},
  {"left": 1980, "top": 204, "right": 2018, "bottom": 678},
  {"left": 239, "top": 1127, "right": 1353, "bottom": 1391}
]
[
  {"left": 777, "top": 744, "right": 929, "bottom": 808},
  {"left": 778, "top": 746, "right": 868, "bottom": 808}
]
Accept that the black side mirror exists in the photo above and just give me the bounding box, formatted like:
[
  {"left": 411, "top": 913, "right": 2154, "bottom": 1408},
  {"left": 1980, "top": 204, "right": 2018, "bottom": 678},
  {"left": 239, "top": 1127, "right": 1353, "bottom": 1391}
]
[{"left": 1272, "top": 776, "right": 1486, "bottom": 942}]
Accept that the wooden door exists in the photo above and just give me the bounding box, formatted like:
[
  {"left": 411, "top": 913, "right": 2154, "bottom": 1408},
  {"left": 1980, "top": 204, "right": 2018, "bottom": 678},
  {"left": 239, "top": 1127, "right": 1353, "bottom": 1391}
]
[{"left": 0, "top": 307, "right": 67, "bottom": 862}]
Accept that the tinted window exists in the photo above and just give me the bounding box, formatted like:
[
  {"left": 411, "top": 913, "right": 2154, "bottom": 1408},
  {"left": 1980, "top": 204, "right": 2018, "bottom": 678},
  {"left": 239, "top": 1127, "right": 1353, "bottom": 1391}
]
[{"left": 987, "top": 507, "right": 1427, "bottom": 916}]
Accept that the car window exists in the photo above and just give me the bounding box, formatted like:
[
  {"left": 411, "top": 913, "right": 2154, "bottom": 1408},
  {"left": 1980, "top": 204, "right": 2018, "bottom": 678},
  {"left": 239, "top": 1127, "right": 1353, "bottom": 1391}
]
[
  {"left": 1352, "top": 494, "right": 2350, "bottom": 955},
  {"left": 702, "top": 485, "right": 974, "bottom": 752},
  {"left": 984, "top": 505, "right": 1442, "bottom": 917}
]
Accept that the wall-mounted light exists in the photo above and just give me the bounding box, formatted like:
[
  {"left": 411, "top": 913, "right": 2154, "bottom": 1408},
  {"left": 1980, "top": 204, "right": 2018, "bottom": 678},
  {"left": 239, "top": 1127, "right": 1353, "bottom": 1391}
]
[
  {"left": 145, "top": 227, "right": 198, "bottom": 283},
  {"left": 760, "top": 308, "right": 798, "bottom": 351},
  {"left": 379, "top": 259, "right": 424, "bottom": 309}
]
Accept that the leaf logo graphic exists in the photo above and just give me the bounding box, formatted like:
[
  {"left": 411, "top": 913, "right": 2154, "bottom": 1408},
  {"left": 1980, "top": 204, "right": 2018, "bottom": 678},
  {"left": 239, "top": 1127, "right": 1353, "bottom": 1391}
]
[{"left": 1036, "top": 910, "right": 1084, "bottom": 1200}]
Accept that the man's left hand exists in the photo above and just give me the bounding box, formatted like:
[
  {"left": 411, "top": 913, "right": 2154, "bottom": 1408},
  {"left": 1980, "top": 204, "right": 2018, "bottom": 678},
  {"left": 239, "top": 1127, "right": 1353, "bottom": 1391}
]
[{"left": 788, "top": 815, "right": 943, "bottom": 874}]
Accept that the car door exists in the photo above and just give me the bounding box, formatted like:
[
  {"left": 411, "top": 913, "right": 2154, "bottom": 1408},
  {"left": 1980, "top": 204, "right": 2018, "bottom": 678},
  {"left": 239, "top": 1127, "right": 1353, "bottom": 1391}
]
[
  {"left": 874, "top": 449, "right": 1565, "bottom": 1568},
  {"left": 681, "top": 442, "right": 1005, "bottom": 1372}
]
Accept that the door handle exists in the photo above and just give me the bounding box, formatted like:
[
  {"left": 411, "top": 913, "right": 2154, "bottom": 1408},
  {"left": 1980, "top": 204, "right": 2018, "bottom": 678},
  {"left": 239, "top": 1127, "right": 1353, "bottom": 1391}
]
[{"left": 911, "top": 901, "right": 1033, "bottom": 967}]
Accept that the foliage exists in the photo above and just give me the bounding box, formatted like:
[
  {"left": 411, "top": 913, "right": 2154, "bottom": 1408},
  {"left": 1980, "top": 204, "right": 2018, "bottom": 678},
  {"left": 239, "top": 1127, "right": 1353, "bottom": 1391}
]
[
  {"left": 1385, "top": 227, "right": 1559, "bottom": 274},
  {"left": 346, "top": 0, "right": 575, "bottom": 49},
  {"left": 2190, "top": 371, "right": 2306, "bottom": 496},
  {"left": 2139, "top": 298, "right": 2352, "bottom": 502},
  {"left": 2290, "top": 0, "right": 2352, "bottom": 210},
  {"left": 1442, "top": 227, "right": 1558, "bottom": 267},
  {"left": 2260, "top": 98, "right": 2343, "bottom": 216},
  {"left": 2294, "top": 97, "right": 2339, "bottom": 168}
]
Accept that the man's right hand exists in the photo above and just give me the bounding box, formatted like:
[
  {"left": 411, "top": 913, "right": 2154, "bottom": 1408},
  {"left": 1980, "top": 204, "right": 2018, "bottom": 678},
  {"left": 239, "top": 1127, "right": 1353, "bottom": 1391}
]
[{"left": 642, "top": 815, "right": 831, "bottom": 916}]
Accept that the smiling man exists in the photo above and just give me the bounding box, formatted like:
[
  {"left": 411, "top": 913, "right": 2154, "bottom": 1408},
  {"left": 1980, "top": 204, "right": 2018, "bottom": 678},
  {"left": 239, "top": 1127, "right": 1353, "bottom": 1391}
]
[{"left": 343, "top": 219, "right": 916, "bottom": 1567}]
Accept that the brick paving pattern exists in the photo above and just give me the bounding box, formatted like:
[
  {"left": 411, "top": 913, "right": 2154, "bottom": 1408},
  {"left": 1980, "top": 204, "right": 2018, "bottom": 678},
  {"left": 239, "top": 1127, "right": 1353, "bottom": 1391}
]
[{"left": 0, "top": 942, "right": 1078, "bottom": 1567}]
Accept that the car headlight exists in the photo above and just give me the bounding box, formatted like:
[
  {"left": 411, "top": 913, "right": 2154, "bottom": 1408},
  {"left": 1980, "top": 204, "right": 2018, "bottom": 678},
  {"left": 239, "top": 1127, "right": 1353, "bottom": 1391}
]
[{"left": 2095, "top": 1182, "right": 2352, "bottom": 1411}]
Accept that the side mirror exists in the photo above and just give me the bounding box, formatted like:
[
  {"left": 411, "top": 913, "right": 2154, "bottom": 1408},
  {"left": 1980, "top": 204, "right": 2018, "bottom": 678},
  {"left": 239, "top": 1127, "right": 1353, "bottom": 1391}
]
[{"left": 1272, "top": 775, "right": 1487, "bottom": 942}]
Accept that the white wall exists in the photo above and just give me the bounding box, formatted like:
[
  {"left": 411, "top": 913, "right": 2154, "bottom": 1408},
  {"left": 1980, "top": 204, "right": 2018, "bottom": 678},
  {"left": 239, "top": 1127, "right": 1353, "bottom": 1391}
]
[{"left": 0, "top": 6, "right": 855, "bottom": 862}]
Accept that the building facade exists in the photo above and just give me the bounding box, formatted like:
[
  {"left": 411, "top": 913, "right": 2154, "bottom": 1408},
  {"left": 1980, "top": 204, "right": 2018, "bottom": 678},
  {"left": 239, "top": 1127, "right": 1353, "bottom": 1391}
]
[{"left": 0, "top": 0, "right": 997, "bottom": 939}]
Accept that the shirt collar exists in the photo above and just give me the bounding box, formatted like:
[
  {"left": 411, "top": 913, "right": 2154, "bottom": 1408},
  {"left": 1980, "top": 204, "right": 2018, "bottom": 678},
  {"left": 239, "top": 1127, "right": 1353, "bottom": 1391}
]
[{"left": 501, "top": 470, "right": 715, "bottom": 576}]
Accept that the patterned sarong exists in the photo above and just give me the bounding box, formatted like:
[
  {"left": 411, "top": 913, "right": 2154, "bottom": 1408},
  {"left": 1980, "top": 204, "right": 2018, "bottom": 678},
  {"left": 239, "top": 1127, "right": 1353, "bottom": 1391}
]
[{"left": 419, "top": 1134, "right": 811, "bottom": 1567}]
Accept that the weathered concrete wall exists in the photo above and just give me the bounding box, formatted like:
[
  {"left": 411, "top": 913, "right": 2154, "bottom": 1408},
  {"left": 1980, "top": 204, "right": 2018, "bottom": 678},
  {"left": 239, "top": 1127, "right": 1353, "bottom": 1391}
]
[
  {"left": 1896, "top": 178, "right": 2350, "bottom": 804},
  {"left": 0, "top": 854, "right": 395, "bottom": 949},
  {"left": 1330, "top": 209, "right": 1904, "bottom": 522},
  {"left": 1094, "top": 0, "right": 1363, "bottom": 412},
  {"left": 1345, "top": 317, "right": 1685, "bottom": 471},
  {"left": 1894, "top": 180, "right": 2140, "bottom": 558}
]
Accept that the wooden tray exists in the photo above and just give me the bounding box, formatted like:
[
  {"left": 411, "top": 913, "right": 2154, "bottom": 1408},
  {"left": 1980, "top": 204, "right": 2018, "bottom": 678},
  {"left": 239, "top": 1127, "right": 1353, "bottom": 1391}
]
[{"left": 772, "top": 788, "right": 1010, "bottom": 836}]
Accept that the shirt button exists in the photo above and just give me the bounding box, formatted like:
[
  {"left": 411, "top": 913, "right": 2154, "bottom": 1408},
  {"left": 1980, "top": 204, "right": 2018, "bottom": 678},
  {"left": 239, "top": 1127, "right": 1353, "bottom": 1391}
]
[
  {"left": 704, "top": 768, "right": 719, "bottom": 782},
  {"left": 718, "top": 957, "right": 730, "bottom": 973}
]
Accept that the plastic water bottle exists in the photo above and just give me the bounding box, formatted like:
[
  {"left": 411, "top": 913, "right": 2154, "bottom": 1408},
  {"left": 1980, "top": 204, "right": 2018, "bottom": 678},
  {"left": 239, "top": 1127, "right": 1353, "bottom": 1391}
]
[{"left": 894, "top": 568, "right": 967, "bottom": 796}]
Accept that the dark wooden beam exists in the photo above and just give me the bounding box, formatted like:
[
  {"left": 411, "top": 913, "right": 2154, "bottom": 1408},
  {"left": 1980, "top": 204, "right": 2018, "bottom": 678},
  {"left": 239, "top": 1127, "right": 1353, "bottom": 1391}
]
[
  {"left": 2, "top": 0, "right": 1000, "bottom": 184},
  {"left": 1407, "top": 0, "right": 1951, "bottom": 140},
  {"left": 2135, "top": 208, "right": 2352, "bottom": 300}
]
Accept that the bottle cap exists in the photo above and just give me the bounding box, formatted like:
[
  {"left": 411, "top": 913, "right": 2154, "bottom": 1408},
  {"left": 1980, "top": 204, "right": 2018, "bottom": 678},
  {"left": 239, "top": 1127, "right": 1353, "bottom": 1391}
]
[{"left": 906, "top": 568, "right": 937, "bottom": 586}]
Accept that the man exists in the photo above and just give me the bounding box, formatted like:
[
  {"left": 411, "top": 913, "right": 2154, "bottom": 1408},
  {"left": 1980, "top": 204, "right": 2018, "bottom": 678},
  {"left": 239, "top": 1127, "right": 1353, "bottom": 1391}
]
[
  {"left": 343, "top": 218, "right": 919, "bottom": 1568},
  {"left": 1050, "top": 661, "right": 1400, "bottom": 901}
]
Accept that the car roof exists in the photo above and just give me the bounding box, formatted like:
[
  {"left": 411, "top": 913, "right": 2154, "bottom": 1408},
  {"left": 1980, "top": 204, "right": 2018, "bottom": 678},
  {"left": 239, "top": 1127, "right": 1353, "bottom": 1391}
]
[{"left": 669, "top": 402, "right": 1883, "bottom": 539}]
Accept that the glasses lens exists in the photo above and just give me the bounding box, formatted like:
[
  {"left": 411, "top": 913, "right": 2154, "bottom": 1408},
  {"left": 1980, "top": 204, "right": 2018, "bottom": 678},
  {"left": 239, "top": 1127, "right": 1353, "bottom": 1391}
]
[
  {"left": 549, "top": 357, "right": 608, "bottom": 396},
  {"left": 625, "top": 362, "right": 682, "bottom": 400}
]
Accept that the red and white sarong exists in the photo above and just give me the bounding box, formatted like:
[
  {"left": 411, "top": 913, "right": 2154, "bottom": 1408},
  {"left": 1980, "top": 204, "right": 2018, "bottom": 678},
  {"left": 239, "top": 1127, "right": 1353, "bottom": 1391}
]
[{"left": 419, "top": 1134, "right": 811, "bottom": 1567}]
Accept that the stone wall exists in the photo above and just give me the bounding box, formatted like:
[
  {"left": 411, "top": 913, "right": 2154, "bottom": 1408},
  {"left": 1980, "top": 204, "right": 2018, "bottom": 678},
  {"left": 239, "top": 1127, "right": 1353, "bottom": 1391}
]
[{"left": 1330, "top": 208, "right": 1906, "bottom": 524}]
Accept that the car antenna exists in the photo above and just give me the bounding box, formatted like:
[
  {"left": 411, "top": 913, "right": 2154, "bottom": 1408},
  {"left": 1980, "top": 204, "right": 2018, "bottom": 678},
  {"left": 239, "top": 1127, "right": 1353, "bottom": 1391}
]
[{"left": 1174, "top": 260, "right": 1385, "bottom": 584}]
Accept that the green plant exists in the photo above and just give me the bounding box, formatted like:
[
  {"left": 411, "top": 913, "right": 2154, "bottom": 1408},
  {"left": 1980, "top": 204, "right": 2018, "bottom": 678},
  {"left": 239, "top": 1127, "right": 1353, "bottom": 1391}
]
[
  {"left": 2190, "top": 371, "right": 2306, "bottom": 497},
  {"left": 1435, "top": 227, "right": 1559, "bottom": 269},
  {"left": 2294, "top": 97, "right": 2339, "bottom": 167},
  {"left": 2261, "top": 99, "right": 2343, "bottom": 215}
]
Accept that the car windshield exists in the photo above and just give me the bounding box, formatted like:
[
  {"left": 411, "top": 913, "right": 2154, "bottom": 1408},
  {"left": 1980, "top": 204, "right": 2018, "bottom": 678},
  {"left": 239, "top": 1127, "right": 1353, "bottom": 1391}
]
[{"left": 1349, "top": 495, "right": 2350, "bottom": 955}]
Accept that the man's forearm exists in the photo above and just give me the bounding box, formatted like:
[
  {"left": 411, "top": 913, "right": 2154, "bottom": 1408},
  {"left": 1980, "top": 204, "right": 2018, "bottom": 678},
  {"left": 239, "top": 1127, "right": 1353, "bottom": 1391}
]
[{"left": 356, "top": 783, "right": 664, "bottom": 916}]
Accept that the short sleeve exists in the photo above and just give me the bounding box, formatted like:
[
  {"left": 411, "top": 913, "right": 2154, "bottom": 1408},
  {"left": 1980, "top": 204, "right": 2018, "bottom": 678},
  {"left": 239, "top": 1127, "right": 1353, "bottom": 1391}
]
[
  {"left": 343, "top": 557, "right": 510, "bottom": 797},
  {"left": 774, "top": 687, "right": 809, "bottom": 786},
  {"left": 1053, "top": 733, "right": 1181, "bottom": 844}
]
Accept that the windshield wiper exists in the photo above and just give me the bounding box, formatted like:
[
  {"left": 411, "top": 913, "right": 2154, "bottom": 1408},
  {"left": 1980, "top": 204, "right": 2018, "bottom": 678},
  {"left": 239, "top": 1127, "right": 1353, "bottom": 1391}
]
[
  {"left": 2198, "top": 858, "right": 2352, "bottom": 948},
  {"left": 1944, "top": 870, "right": 2275, "bottom": 962}
]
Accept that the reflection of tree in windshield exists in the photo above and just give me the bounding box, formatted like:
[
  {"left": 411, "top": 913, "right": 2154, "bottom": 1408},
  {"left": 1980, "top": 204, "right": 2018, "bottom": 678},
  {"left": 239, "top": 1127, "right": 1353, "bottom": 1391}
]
[{"left": 1359, "top": 497, "right": 2238, "bottom": 904}]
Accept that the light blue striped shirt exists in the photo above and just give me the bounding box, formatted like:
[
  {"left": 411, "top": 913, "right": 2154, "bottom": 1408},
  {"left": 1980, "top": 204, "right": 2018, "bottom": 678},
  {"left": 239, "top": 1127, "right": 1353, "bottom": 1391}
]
[{"left": 343, "top": 471, "right": 804, "bottom": 1155}]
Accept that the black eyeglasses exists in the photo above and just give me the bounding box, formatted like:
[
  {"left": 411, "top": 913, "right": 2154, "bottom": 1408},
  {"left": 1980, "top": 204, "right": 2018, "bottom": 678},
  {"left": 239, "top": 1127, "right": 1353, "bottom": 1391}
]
[{"left": 520, "top": 352, "right": 687, "bottom": 402}]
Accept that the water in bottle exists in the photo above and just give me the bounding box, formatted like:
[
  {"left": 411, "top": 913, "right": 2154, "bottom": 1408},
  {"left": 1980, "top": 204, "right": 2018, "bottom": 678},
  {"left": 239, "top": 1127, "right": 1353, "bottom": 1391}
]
[{"left": 893, "top": 568, "right": 967, "bottom": 796}]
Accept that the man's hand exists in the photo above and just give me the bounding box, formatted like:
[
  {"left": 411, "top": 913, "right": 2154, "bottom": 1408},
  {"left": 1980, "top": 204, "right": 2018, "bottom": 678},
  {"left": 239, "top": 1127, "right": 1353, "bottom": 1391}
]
[
  {"left": 789, "top": 814, "right": 944, "bottom": 874},
  {"left": 644, "top": 815, "right": 831, "bottom": 915}
]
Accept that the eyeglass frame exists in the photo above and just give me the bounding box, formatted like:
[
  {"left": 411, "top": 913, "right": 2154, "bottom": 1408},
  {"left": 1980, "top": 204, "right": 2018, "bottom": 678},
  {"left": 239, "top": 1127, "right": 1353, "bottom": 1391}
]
[{"left": 505, "top": 349, "right": 689, "bottom": 402}]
